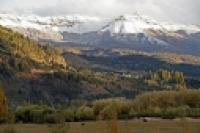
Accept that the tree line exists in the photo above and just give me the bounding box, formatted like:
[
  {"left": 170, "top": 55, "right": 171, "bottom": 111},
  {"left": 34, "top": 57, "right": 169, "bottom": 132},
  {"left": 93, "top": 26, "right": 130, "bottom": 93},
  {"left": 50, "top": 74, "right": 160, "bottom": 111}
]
[{"left": 0, "top": 84, "right": 199, "bottom": 124}]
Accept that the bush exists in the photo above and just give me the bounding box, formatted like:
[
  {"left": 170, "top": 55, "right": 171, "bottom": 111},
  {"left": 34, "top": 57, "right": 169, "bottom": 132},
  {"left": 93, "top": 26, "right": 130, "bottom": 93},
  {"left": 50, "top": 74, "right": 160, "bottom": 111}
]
[
  {"left": 188, "top": 108, "right": 200, "bottom": 117},
  {"left": 5, "top": 90, "right": 200, "bottom": 123},
  {"left": 75, "top": 106, "right": 94, "bottom": 121},
  {"left": 103, "top": 102, "right": 118, "bottom": 119},
  {"left": 0, "top": 117, "right": 7, "bottom": 123},
  {"left": 62, "top": 109, "right": 74, "bottom": 122},
  {"left": 45, "top": 112, "right": 65, "bottom": 124},
  {"left": 132, "top": 90, "right": 200, "bottom": 117},
  {"left": 15, "top": 105, "right": 65, "bottom": 123},
  {"left": 93, "top": 98, "right": 131, "bottom": 119}
]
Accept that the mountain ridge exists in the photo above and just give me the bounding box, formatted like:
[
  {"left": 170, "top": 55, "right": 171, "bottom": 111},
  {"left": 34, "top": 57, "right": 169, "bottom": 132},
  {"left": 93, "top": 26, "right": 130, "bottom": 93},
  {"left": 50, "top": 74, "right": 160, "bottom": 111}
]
[
  {"left": 1, "top": 12, "right": 200, "bottom": 56},
  {"left": 99, "top": 14, "right": 200, "bottom": 34},
  {"left": 0, "top": 12, "right": 199, "bottom": 35}
]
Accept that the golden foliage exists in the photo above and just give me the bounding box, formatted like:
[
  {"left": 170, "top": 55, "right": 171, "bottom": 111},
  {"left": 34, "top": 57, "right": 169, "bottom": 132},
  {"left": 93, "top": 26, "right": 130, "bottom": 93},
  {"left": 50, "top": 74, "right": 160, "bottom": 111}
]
[{"left": 0, "top": 26, "right": 67, "bottom": 68}]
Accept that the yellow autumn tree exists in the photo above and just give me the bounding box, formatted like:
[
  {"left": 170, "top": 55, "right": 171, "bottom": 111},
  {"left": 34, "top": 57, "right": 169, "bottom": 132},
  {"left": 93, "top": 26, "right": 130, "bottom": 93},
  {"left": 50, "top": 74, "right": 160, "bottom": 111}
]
[{"left": 0, "top": 83, "right": 7, "bottom": 117}]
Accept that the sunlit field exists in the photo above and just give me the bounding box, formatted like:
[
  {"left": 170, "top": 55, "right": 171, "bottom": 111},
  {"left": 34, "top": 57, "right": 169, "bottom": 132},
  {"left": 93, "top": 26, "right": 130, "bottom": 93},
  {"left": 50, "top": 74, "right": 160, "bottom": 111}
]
[{"left": 0, "top": 119, "right": 200, "bottom": 133}]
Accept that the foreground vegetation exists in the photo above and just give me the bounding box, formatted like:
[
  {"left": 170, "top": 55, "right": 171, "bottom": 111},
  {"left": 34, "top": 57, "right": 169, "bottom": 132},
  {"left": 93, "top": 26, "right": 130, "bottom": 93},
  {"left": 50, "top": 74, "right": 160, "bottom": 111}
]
[{"left": 0, "top": 87, "right": 199, "bottom": 124}]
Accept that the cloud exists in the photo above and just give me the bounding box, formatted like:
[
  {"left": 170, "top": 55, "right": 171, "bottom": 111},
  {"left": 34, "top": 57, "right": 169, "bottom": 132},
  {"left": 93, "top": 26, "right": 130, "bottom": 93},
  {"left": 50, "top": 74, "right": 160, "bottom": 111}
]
[{"left": 0, "top": 0, "right": 199, "bottom": 24}]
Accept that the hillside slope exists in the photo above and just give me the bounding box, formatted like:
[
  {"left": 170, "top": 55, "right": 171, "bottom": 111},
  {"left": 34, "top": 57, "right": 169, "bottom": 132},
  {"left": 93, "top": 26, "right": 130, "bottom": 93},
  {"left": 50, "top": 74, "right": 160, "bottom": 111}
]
[
  {"left": 0, "top": 26, "right": 67, "bottom": 74},
  {"left": 0, "top": 26, "right": 199, "bottom": 106},
  {"left": 0, "top": 26, "right": 151, "bottom": 105}
]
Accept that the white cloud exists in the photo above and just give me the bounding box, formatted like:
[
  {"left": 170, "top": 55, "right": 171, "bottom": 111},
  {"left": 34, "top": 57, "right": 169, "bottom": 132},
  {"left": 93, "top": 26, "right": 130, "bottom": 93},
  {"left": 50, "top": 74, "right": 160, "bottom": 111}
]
[{"left": 0, "top": 0, "right": 199, "bottom": 24}]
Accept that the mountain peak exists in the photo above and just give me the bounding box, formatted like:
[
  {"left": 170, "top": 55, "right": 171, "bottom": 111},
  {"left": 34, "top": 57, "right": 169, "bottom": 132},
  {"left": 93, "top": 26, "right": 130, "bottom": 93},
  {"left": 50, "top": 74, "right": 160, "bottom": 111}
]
[
  {"left": 100, "top": 13, "right": 200, "bottom": 34},
  {"left": 0, "top": 12, "right": 200, "bottom": 39},
  {"left": 114, "top": 13, "right": 146, "bottom": 22},
  {"left": 100, "top": 13, "right": 162, "bottom": 34},
  {"left": 115, "top": 15, "right": 127, "bottom": 21}
]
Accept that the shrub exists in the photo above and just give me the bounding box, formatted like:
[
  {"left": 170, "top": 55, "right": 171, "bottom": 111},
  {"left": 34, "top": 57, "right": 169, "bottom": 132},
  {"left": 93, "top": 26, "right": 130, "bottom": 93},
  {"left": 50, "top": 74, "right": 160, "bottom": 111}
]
[
  {"left": 188, "top": 108, "right": 200, "bottom": 117},
  {"left": 103, "top": 102, "right": 118, "bottom": 119},
  {"left": 15, "top": 105, "right": 63, "bottom": 123},
  {"left": 45, "top": 112, "right": 65, "bottom": 124},
  {"left": 132, "top": 90, "right": 200, "bottom": 117},
  {"left": 75, "top": 106, "right": 94, "bottom": 121},
  {"left": 93, "top": 98, "right": 131, "bottom": 119},
  {"left": 62, "top": 109, "right": 74, "bottom": 122}
]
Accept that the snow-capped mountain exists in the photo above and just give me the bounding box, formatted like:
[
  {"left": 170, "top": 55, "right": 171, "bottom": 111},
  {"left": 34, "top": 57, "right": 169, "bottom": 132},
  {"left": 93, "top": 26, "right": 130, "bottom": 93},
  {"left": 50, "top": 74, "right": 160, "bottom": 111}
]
[
  {"left": 1, "top": 12, "right": 199, "bottom": 36},
  {"left": 0, "top": 13, "right": 102, "bottom": 32},
  {"left": 0, "top": 12, "right": 200, "bottom": 55},
  {"left": 0, "top": 12, "right": 105, "bottom": 40},
  {"left": 99, "top": 13, "right": 200, "bottom": 34},
  {"left": 100, "top": 14, "right": 164, "bottom": 34},
  {"left": 62, "top": 13, "right": 200, "bottom": 55}
]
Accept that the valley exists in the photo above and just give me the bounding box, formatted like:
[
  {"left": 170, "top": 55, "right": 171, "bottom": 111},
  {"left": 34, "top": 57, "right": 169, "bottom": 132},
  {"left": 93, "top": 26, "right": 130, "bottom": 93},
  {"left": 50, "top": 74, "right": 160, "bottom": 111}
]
[
  {"left": 0, "top": 25, "right": 200, "bottom": 106},
  {"left": 0, "top": 10, "right": 200, "bottom": 133}
]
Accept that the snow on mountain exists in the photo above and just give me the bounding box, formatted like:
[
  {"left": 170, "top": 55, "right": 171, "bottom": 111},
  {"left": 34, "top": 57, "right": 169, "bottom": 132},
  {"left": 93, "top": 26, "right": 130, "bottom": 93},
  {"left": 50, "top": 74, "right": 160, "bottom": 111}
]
[
  {"left": 100, "top": 13, "right": 164, "bottom": 34},
  {"left": 1, "top": 12, "right": 200, "bottom": 55},
  {"left": 59, "top": 13, "right": 200, "bottom": 56},
  {"left": 162, "top": 23, "right": 200, "bottom": 34},
  {"left": 100, "top": 13, "right": 200, "bottom": 34},
  {"left": 0, "top": 13, "right": 103, "bottom": 34},
  {"left": 1, "top": 12, "right": 200, "bottom": 36}
]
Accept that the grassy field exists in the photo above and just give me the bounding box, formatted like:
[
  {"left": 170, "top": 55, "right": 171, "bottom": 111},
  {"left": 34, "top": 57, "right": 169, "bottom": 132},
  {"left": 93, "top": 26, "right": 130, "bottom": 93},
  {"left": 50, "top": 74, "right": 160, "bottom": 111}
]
[{"left": 0, "top": 119, "right": 200, "bottom": 133}]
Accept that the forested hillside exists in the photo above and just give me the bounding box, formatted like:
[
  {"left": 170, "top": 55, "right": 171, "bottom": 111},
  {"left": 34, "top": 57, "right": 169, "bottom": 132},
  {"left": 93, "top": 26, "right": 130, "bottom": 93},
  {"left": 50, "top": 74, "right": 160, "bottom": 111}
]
[
  {"left": 0, "top": 26, "right": 199, "bottom": 107},
  {"left": 0, "top": 26, "right": 67, "bottom": 75},
  {"left": 0, "top": 26, "right": 141, "bottom": 105}
]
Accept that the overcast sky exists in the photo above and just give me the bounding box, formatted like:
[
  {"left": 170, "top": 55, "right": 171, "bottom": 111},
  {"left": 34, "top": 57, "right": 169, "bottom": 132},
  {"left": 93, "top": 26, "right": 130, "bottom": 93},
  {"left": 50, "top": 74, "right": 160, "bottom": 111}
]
[{"left": 0, "top": 0, "right": 199, "bottom": 24}]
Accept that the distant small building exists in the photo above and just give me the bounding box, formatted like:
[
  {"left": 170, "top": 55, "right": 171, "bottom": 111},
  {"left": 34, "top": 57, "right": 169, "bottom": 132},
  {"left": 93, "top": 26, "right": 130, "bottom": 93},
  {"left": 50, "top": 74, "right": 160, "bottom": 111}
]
[{"left": 122, "top": 72, "right": 132, "bottom": 78}]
